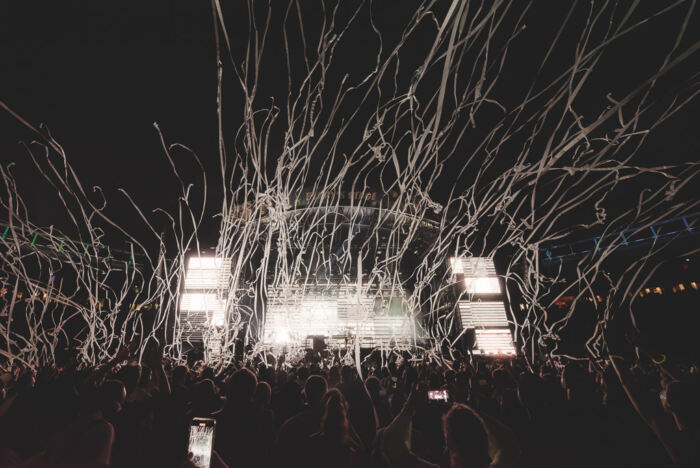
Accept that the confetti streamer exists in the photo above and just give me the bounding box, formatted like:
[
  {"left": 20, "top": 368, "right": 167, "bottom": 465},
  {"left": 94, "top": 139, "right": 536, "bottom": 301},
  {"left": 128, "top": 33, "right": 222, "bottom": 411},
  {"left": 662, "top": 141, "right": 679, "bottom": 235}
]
[{"left": 1, "top": 1, "right": 698, "bottom": 371}]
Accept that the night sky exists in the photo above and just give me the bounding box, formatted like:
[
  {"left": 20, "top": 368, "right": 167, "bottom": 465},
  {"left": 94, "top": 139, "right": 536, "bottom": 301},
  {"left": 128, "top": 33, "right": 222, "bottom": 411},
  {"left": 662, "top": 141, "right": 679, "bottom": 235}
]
[{"left": 2, "top": 1, "right": 699, "bottom": 248}]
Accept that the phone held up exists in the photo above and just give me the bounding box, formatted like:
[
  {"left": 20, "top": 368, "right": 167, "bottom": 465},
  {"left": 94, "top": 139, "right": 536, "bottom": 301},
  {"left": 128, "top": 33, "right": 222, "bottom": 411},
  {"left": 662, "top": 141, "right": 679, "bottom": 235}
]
[
  {"left": 428, "top": 389, "right": 449, "bottom": 404},
  {"left": 189, "top": 417, "right": 216, "bottom": 468}
]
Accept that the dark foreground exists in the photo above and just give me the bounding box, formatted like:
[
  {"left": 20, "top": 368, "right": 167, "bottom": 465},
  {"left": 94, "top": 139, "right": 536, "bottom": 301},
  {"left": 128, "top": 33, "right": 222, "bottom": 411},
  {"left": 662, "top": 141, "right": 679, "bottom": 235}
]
[{"left": 0, "top": 349, "right": 698, "bottom": 468}]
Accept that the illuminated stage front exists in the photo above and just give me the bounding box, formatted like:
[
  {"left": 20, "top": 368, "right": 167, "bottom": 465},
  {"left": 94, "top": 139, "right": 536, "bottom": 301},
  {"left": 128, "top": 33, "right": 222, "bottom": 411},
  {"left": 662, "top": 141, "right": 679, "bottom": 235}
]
[
  {"left": 263, "top": 285, "right": 422, "bottom": 349},
  {"left": 176, "top": 253, "right": 516, "bottom": 357}
]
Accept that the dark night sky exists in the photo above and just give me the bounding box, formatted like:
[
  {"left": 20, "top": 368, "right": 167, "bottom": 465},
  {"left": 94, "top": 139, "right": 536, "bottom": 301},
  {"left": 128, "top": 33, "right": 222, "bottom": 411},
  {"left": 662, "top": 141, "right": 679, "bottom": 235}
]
[{"left": 1, "top": 1, "right": 699, "bottom": 249}]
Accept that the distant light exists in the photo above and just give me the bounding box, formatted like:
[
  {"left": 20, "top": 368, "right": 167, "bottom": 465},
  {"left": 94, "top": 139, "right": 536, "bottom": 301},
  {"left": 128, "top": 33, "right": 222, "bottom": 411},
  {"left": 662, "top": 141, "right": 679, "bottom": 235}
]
[
  {"left": 678, "top": 283, "right": 685, "bottom": 291},
  {"left": 459, "top": 301, "right": 509, "bottom": 327},
  {"left": 180, "top": 293, "right": 223, "bottom": 312},
  {"left": 262, "top": 291, "right": 416, "bottom": 348},
  {"left": 264, "top": 297, "right": 338, "bottom": 346},
  {"left": 449, "top": 257, "right": 464, "bottom": 274},
  {"left": 180, "top": 293, "right": 225, "bottom": 328},
  {"left": 474, "top": 329, "right": 516, "bottom": 355},
  {"left": 210, "top": 313, "right": 225, "bottom": 327},
  {"left": 464, "top": 276, "right": 501, "bottom": 294},
  {"left": 273, "top": 327, "right": 291, "bottom": 344},
  {"left": 185, "top": 256, "right": 230, "bottom": 290},
  {"left": 188, "top": 257, "right": 223, "bottom": 269},
  {"left": 450, "top": 257, "right": 494, "bottom": 276}
]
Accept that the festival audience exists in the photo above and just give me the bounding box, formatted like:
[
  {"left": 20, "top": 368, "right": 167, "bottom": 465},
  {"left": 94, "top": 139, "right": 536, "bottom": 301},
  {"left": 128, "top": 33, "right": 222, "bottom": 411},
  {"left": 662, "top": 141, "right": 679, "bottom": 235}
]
[{"left": 0, "top": 348, "right": 698, "bottom": 467}]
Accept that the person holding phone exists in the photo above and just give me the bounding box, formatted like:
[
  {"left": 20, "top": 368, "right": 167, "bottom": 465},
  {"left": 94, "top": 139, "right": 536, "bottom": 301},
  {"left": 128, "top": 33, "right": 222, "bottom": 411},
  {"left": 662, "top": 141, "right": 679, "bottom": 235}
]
[
  {"left": 375, "top": 383, "right": 440, "bottom": 468},
  {"left": 189, "top": 418, "right": 215, "bottom": 467},
  {"left": 428, "top": 389, "right": 449, "bottom": 404}
]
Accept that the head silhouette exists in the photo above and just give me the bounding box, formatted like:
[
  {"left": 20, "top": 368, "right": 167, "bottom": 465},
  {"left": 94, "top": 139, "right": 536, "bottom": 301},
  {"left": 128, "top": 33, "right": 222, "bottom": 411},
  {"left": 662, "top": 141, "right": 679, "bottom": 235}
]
[
  {"left": 191, "top": 379, "right": 222, "bottom": 416},
  {"left": 364, "top": 376, "right": 381, "bottom": 399},
  {"left": 116, "top": 363, "right": 141, "bottom": 395},
  {"left": 341, "top": 365, "right": 355, "bottom": 384},
  {"left": 443, "top": 404, "right": 491, "bottom": 468},
  {"left": 297, "top": 366, "right": 310, "bottom": 383},
  {"left": 305, "top": 375, "right": 328, "bottom": 407},
  {"left": 254, "top": 381, "right": 272, "bottom": 408},
  {"left": 98, "top": 379, "right": 126, "bottom": 418},
  {"left": 172, "top": 365, "right": 189, "bottom": 387},
  {"left": 320, "top": 388, "right": 350, "bottom": 443},
  {"left": 225, "top": 368, "right": 258, "bottom": 403}
]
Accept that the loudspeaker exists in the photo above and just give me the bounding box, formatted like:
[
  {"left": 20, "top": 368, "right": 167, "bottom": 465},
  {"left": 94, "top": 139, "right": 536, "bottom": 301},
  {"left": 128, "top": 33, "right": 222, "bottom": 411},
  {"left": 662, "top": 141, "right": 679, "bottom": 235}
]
[
  {"left": 312, "top": 336, "right": 326, "bottom": 353},
  {"left": 457, "top": 329, "right": 476, "bottom": 352}
]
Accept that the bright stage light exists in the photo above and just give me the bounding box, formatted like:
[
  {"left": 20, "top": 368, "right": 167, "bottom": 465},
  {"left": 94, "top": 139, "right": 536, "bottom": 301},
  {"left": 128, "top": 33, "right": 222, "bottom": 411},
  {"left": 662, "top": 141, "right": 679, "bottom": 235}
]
[
  {"left": 210, "top": 313, "right": 225, "bottom": 327},
  {"left": 188, "top": 257, "right": 222, "bottom": 269},
  {"left": 178, "top": 255, "right": 231, "bottom": 338},
  {"left": 454, "top": 256, "right": 515, "bottom": 356},
  {"left": 264, "top": 297, "right": 340, "bottom": 346},
  {"left": 273, "top": 327, "right": 291, "bottom": 344},
  {"left": 449, "top": 257, "right": 464, "bottom": 274},
  {"left": 180, "top": 293, "right": 225, "bottom": 328},
  {"left": 449, "top": 256, "right": 497, "bottom": 277},
  {"left": 464, "top": 276, "right": 501, "bottom": 294},
  {"left": 184, "top": 256, "right": 231, "bottom": 290},
  {"left": 474, "top": 329, "right": 516, "bottom": 355},
  {"left": 263, "top": 289, "right": 419, "bottom": 348},
  {"left": 458, "top": 301, "right": 509, "bottom": 327},
  {"left": 180, "top": 293, "right": 222, "bottom": 311},
  {"left": 299, "top": 299, "right": 336, "bottom": 323}
]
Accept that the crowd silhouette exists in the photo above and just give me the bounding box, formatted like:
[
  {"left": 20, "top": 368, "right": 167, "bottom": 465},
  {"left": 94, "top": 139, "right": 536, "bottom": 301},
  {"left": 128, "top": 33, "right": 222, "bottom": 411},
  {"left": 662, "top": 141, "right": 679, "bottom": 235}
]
[{"left": 0, "top": 346, "right": 698, "bottom": 467}]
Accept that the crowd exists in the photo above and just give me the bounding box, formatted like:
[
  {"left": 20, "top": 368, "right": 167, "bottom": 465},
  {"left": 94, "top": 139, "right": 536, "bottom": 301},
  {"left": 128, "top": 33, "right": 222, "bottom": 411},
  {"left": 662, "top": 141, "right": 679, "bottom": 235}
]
[{"left": 0, "top": 346, "right": 698, "bottom": 468}]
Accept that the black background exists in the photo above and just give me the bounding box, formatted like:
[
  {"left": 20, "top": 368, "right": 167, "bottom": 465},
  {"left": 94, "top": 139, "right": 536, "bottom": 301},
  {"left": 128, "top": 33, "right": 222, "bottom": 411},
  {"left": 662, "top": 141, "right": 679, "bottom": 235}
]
[{"left": 1, "top": 1, "right": 698, "bottom": 248}]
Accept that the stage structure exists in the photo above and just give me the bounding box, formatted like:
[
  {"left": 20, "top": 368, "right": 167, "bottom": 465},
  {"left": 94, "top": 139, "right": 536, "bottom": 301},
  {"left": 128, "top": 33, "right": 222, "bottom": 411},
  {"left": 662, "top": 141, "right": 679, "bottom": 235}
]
[
  {"left": 450, "top": 257, "right": 516, "bottom": 355},
  {"left": 176, "top": 253, "right": 517, "bottom": 356},
  {"left": 177, "top": 190, "right": 517, "bottom": 358},
  {"left": 178, "top": 256, "right": 231, "bottom": 358},
  {"left": 175, "top": 189, "right": 441, "bottom": 356},
  {"left": 251, "top": 189, "right": 434, "bottom": 352},
  {"left": 263, "top": 285, "right": 418, "bottom": 349}
]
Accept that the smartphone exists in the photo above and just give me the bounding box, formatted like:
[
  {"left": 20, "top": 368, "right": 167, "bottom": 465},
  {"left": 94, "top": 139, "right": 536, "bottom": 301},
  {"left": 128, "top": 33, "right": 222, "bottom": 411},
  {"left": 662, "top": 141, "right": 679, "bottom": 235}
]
[
  {"left": 428, "top": 389, "right": 449, "bottom": 403},
  {"left": 189, "top": 417, "right": 216, "bottom": 468}
]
